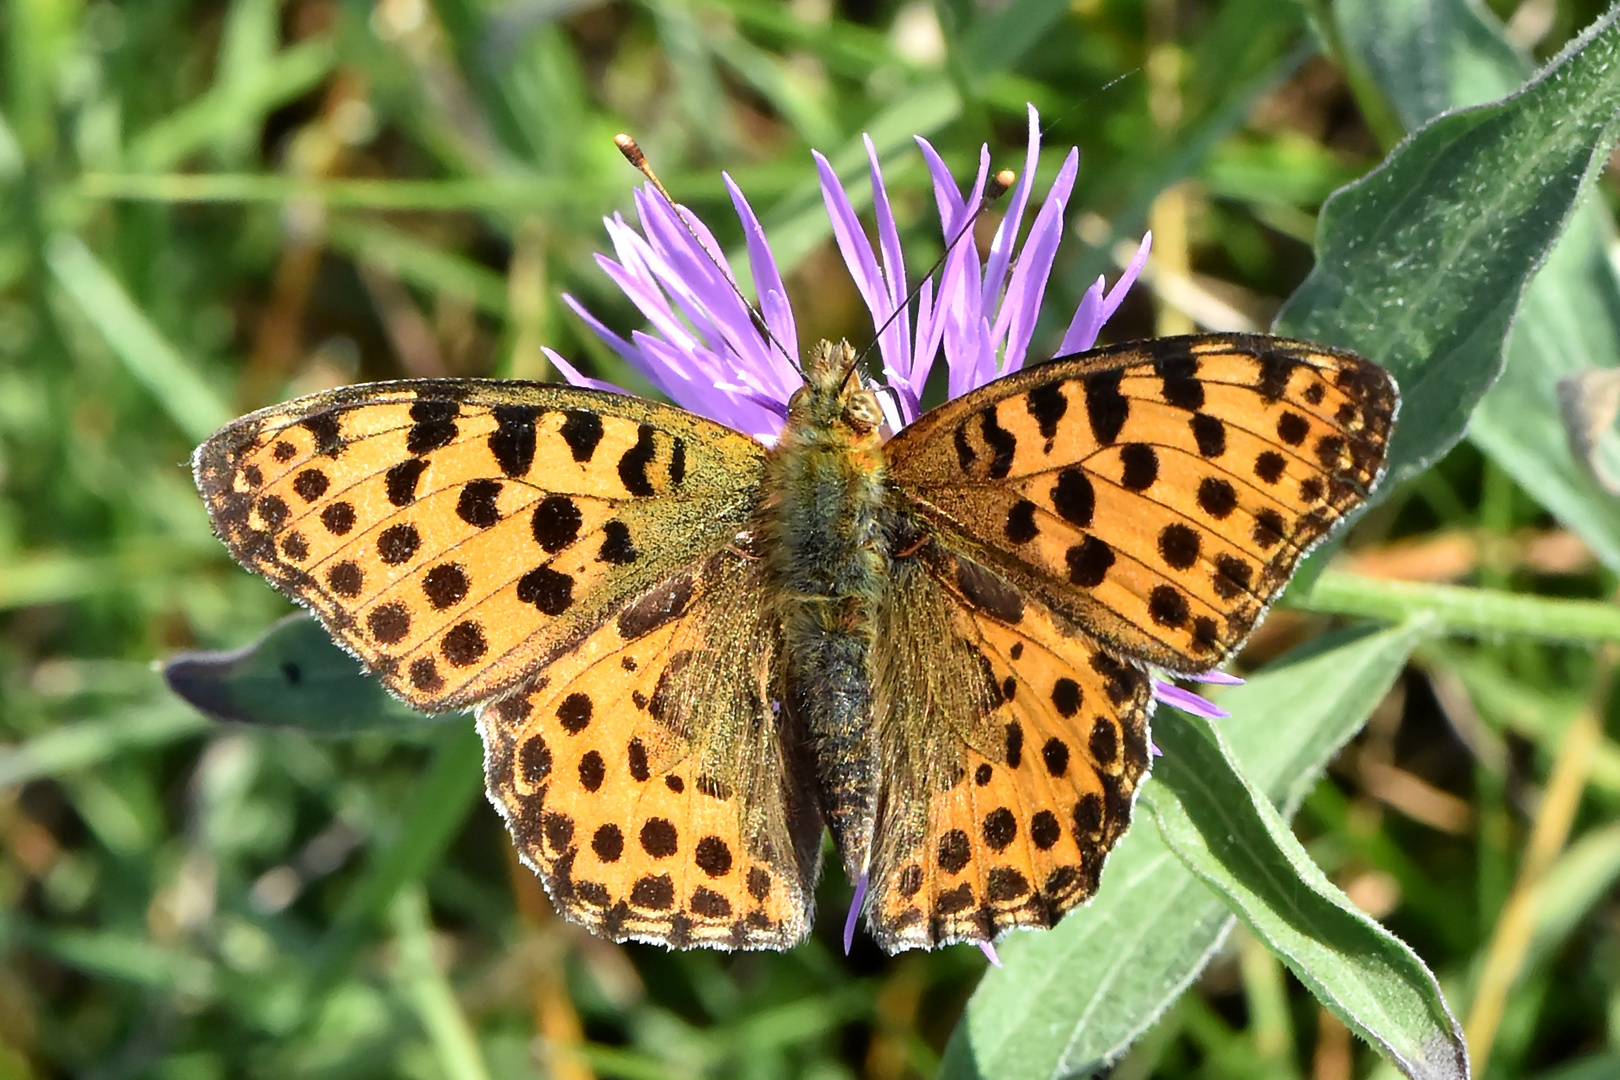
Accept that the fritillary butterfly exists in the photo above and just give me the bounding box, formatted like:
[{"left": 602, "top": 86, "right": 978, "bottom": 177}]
[{"left": 193, "top": 331, "right": 1395, "bottom": 951}]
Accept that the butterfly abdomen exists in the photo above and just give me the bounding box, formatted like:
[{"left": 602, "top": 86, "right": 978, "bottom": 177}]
[{"left": 764, "top": 413, "right": 890, "bottom": 881}]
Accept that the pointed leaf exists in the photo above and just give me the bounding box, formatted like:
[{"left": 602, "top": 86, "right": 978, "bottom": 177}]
[
  {"left": 1275, "top": 9, "right": 1620, "bottom": 495},
  {"left": 1145, "top": 710, "right": 1467, "bottom": 1080}
]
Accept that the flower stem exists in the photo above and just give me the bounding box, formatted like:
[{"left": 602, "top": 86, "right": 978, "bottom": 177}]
[{"left": 1286, "top": 570, "right": 1620, "bottom": 643}]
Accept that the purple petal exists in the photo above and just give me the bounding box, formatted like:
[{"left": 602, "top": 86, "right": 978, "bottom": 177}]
[
  {"left": 1100, "top": 231, "right": 1153, "bottom": 326},
  {"left": 915, "top": 136, "right": 971, "bottom": 236},
  {"left": 982, "top": 103, "right": 1042, "bottom": 309},
  {"left": 634, "top": 191, "right": 764, "bottom": 367},
  {"left": 816, "top": 151, "right": 890, "bottom": 334},
  {"left": 864, "top": 134, "right": 913, "bottom": 387},
  {"left": 723, "top": 173, "right": 800, "bottom": 386},
  {"left": 991, "top": 148, "right": 1079, "bottom": 374},
  {"left": 1190, "top": 670, "right": 1245, "bottom": 685},
  {"left": 1152, "top": 680, "right": 1231, "bottom": 721},
  {"left": 1057, "top": 276, "right": 1107, "bottom": 356},
  {"left": 560, "top": 292, "right": 635, "bottom": 357},
  {"left": 543, "top": 348, "right": 625, "bottom": 394},
  {"left": 844, "top": 873, "right": 869, "bottom": 955},
  {"left": 979, "top": 941, "right": 1002, "bottom": 967},
  {"left": 1151, "top": 741, "right": 1164, "bottom": 758},
  {"left": 936, "top": 154, "right": 992, "bottom": 397}
]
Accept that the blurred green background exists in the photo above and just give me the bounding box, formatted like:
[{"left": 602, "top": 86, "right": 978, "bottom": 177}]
[{"left": 4, "top": 0, "right": 1620, "bottom": 1077}]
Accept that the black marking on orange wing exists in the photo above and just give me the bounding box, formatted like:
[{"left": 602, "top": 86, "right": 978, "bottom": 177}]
[
  {"left": 980, "top": 409, "right": 1016, "bottom": 480},
  {"left": 490, "top": 404, "right": 539, "bottom": 477},
  {"left": 620, "top": 424, "right": 658, "bottom": 495},
  {"left": 407, "top": 400, "right": 458, "bottom": 454},
  {"left": 1153, "top": 347, "right": 1203, "bottom": 411},
  {"left": 1084, "top": 369, "right": 1128, "bottom": 444},
  {"left": 560, "top": 410, "right": 604, "bottom": 461}
]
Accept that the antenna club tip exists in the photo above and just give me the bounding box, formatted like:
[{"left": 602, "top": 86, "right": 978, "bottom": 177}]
[
  {"left": 615, "top": 134, "right": 645, "bottom": 165},
  {"left": 987, "top": 168, "right": 1018, "bottom": 200}
]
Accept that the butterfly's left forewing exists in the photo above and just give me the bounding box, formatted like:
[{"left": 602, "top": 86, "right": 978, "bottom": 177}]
[{"left": 193, "top": 381, "right": 766, "bottom": 711}]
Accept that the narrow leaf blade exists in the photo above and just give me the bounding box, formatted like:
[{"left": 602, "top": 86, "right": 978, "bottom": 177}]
[
  {"left": 1276, "top": 9, "right": 1620, "bottom": 494},
  {"left": 1146, "top": 710, "right": 1468, "bottom": 1080}
]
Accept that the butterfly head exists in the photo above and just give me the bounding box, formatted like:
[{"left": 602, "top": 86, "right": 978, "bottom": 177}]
[{"left": 787, "top": 339, "right": 884, "bottom": 444}]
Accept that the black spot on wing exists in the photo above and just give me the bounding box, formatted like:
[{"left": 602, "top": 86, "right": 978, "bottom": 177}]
[
  {"left": 304, "top": 411, "right": 344, "bottom": 456},
  {"left": 1154, "top": 348, "right": 1203, "bottom": 410},
  {"left": 1084, "top": 369, "right": 1128, "bottom": 444},
  {"left": 619, "top": 424, "right": 657, "bottom": 496},
  {"left": 955, "top": 558, "right": 1024, "bottom": 622},
  {"left": 1025, "top": 383, "right": 1068, "bottom": 441},
  {"left": 407, "top": 400, "right": 458, "bottom": 455},
  {"left": 618, "top": 574, "right": 696, "bottom": 640},
  {"left": 980, "top": 408, "right": 1016, "bottom": 480},
  {"left": 1258, "top": 350, "right": 1298, "bottom": 402},
  {"left": 560, "top": 410, "right": 604, "bottom": 462},
  {"left": 489, "top": 405, "right": 539, "bottom": 477}
]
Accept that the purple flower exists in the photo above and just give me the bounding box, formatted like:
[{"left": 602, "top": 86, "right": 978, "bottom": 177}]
[
  {"left": 551, "top": 103, "right": 1151, "bottom": 442},
  {"left": 554, "top": 104, "right": 1238, "bottom": 950}
]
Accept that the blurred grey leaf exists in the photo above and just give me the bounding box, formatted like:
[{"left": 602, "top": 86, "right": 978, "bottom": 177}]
[{"left": 164, "top": 614, "right": 457, "bottom": 735}]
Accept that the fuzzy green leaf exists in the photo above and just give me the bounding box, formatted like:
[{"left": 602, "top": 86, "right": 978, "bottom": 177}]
[
  {"left": 1334, "top": 0, "right": 1620, "bottom": 571},
  {"left": 1275, "top": 8, "right": 1620, "bottom": 495},
  {"left": 163, "top": 614, "right": 454, "bottom": 734},
  {"left": 1144, "top": 711, "right": 1466, "bottom": 1080}
]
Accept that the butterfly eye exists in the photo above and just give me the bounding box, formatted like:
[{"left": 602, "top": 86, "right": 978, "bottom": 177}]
[{"left": 787, "top": 387, "right": 810, "bottom": 416}]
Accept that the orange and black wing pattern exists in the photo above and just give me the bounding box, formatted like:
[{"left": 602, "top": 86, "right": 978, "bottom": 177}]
[
  {"left": 868, "top": 549, "right": 1153, "bottom": 950},
  {"left": 479, "top": 551, "right": 824, "bottom": 949},
  {"left": 885, "top": 333, "right": 1397, "bottom": 672},
  {"left": 193, "top": 380, "right": 766, "bottom": 711}
]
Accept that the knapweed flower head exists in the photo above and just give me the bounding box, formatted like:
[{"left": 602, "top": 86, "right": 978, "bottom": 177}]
[
  {"left": 547, "top": 104, "right": 1152, "bottom": 443},
  {"left": 549, "top": 103, "right": 1239, "bottom": 956}
]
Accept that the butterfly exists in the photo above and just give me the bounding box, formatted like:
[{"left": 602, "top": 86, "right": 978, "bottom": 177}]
[{"left": 192, "top": 331, "right": 1396, "bottom": 952}]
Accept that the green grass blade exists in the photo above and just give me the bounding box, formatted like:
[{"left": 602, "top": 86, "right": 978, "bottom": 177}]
[
  {"left": 45, "top": 234, "right": 231, "bottom": 441},
  {"left": 1287, "top": 571, "right": 1620, "bottom": 643},
  {"left": 390, "top": 885, "right": 494, "bottom": 1080}
]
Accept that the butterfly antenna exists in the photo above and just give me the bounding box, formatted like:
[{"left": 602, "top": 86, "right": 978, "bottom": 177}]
[
  {"left": 616, "top": 134, "right": 803, "bottom": 376},
  {"left": 838, "top": 166, "right": 1018, "bottom": 396}
]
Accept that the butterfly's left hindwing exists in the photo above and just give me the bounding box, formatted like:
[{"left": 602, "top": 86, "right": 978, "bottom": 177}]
[
  {"left": 480, "top": 550, "right": 824, "bottom": 949},
  {"left": 193, "top": 380, "right": 767, "bottom": 711}
]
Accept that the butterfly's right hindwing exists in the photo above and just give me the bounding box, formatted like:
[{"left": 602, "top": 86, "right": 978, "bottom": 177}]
[
  {"left": 193, "top": 381, "right": 767, "bottom": 711},
  {"left": 868, "top": 549, "right": 1154, "bottom": 950}
]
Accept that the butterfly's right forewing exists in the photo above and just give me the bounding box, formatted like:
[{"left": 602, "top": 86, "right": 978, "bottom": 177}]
[{"left": 886, "top": 334, "right": 1396, "bottom": 672}]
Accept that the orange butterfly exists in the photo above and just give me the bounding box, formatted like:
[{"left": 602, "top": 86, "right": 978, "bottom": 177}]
[
  {"left": 193, "top": 331, "right": 1394, "bottom": 952},
  {"left": 194, "top": 114, "right": 1396, "bottom": 953}
]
